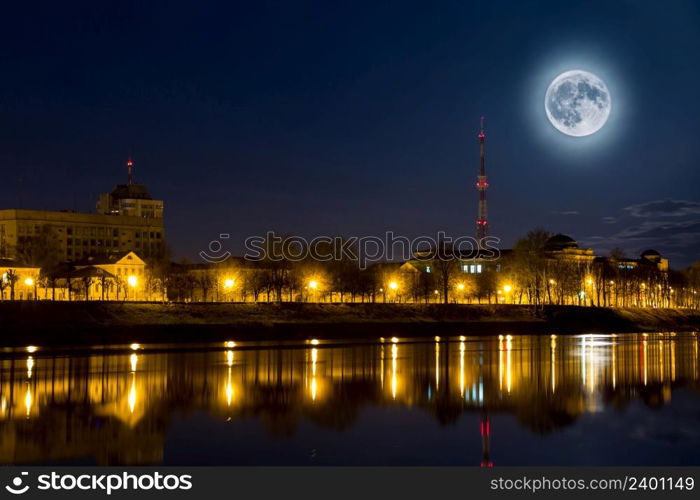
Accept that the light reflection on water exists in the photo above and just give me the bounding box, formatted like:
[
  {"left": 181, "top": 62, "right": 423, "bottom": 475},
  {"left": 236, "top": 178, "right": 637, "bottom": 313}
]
[{"left": 0, "top": 332, "right": 698, "bottom": 465}]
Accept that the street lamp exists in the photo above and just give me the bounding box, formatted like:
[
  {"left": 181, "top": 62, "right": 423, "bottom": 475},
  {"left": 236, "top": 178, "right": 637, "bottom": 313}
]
[
  {"left": 386, "top": 281, "right": 400, "bottom": 303},
  {"left": 126, "top": 275, "right": 138, "bottom": 301},
  {"left": 503, "top": 284, "right": 512, "bottom": 304},
  {"left": 306, "top": 279, "right": 320, "bottom": 302},
  {"left": 24, "top": 277, "right": 36, "bottom": 301},
  {"left": 224, "top": 278, "right": 235, "bottom": 289}
]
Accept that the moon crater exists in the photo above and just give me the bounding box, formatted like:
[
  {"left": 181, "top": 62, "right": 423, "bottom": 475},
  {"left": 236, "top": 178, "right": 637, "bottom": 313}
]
[{"left": 545, "top": 70, "right": 611, "bottom": 137}]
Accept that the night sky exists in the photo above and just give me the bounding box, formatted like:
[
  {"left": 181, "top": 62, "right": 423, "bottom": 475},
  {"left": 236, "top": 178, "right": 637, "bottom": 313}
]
[{"left": 2, "top": 1, "right": 699, "bottom": 267}]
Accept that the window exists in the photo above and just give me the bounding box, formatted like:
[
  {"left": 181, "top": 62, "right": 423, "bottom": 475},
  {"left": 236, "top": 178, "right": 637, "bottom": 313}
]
[
  {"left": 476, "top": 264, "right": 482, "bottom": 273},
  {"left": 425, "top": 266, "right": 431, "bottom": 273},
  {"left": 463, "top": 265, "right": 468, "bottom": 273},
  {"left": 470, "top": 265, "right": 476, "bottom": 273}
]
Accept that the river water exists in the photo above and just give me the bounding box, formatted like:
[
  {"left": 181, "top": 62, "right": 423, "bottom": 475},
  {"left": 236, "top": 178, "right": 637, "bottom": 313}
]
[{"left": 1, "top": 332, "right": 698, "bottom": 465}]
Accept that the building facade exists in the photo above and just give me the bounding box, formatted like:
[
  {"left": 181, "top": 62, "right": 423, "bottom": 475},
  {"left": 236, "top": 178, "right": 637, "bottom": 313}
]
[
  {"left": 0, "top": 259, "right": 41, "bottom": 301},
  {"left": 0, "top": 209, "right": 164, "bottom": 261},
  {"left": 0, "top": 159, "right": 165, "bottom": 262}
]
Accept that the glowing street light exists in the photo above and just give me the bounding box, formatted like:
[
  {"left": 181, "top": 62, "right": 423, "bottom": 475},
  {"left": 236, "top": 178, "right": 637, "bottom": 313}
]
[
  {"left": 308, "top": 280, "right": 318, "bottom": 290},
  {"left": 503, "top": 284, "right": 512, "bottom": 293},
  {"left": 224, "top": 278, "right": 235, "bottom": 289},
  {"left": 457, "top": 283, "right": 465, "bottom": 291},
  {"left": 388, "top": 281, "right": 398, "bottom": 291},
  {"left": 24, "top": 277, "right": 34, "bottom": 286},
  {"left": 127, "top": 275, "right": 138, "bottom": 288}
]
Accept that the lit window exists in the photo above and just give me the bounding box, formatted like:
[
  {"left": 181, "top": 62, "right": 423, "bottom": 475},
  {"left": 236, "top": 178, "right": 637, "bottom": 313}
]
[
  {"left": 463, "top": 265, "right": 468, "bottom": 273},
  {"left": 426, "top": 266, "right": 431, "bottom": 273},
  {"left": 470, "top": 265, "right": 476, "bottom": 273},
  {"left": 476, "top": 264, "right": 482, "bottom": 273}
]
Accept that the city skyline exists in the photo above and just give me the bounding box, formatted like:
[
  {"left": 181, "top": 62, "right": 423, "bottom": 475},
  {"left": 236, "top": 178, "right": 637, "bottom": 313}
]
[
  {"left": 2, "top": 1, "right": 700, "bottom": 473},
  {"left": 1, "top": 1, "right": 699, "bottom": 267}
]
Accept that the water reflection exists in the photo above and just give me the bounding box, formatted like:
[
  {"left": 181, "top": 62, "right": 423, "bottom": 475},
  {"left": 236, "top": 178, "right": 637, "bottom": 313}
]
[{"left": 0, "top": 332, "right": 698, "bottom": 465}]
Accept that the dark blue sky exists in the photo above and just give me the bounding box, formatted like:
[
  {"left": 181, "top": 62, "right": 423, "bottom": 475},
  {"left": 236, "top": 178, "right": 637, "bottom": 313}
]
[{"left": 2, "top": 1, "right": 699, "bottom": 267}]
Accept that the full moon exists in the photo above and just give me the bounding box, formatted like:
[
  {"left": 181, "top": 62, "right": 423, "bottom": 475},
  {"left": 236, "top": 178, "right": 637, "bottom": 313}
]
[{"left": 545, "top": 70, "right": 611, "bottom": 137}]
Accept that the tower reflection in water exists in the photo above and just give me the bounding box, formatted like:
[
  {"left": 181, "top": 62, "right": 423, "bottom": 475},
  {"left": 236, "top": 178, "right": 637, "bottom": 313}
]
[{"left": 0, "top": 332, "right": 698, "bottom": 465}]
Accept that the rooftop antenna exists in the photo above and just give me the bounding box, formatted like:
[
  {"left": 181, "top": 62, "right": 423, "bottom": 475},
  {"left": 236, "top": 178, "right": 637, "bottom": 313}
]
[
  {"left": 127, "top": 157, "right": 134, "bottom": 185},
  {"left": 475, "top": 116, "right": 489, "bottom": 244}
]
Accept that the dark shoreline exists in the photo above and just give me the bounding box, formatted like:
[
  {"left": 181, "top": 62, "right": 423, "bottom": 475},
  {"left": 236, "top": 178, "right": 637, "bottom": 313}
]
[{"left": 1, "top": 302, "right": 699, "bottom": 347}]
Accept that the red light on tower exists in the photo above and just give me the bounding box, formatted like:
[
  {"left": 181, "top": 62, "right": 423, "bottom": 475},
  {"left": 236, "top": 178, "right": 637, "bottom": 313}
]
[
  {"left": 126, "top": 157, "right": 134, "bottom": 185},
  {"left": 480, "top": 412, "right": 493, "bottom": 467},
  {"left": 475, "top": 117, "right": 489, "bottom": 244}
]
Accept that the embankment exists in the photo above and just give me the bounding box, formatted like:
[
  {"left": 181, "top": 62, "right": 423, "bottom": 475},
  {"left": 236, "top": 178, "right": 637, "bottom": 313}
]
[{"left": 1, "top": 302, "right": 699, "bottom": 346}]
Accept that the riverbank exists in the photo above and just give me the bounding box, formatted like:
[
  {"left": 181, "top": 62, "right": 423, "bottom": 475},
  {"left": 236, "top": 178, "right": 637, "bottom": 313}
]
[{"left": 1, "top": 302, "right": 699, "bottom": 346}]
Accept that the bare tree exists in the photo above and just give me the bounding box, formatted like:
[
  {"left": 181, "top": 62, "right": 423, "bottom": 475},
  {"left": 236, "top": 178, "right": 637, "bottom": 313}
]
[
  {"left": 511, "top": 229, "right": 551, "bottom": 309},
  {"left": 5, "top": 269, "right": 19, "bottom": 300}
]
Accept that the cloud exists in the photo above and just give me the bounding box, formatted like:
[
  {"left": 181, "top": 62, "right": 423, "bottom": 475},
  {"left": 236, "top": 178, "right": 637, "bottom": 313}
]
[
  {"left": 582, "top": 199, "right": 700, "bottom": 267},
  {"left": 623, "top": 199, "right": 700, "bottom": 218},
  {"left": 581, "top": 219, "right": 700, "bottom": 265}
]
